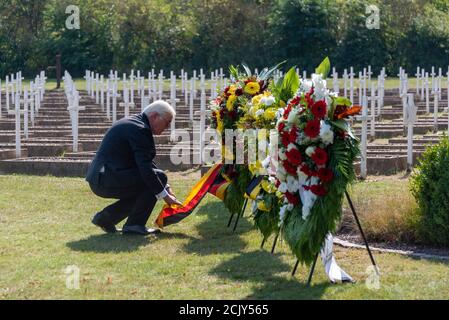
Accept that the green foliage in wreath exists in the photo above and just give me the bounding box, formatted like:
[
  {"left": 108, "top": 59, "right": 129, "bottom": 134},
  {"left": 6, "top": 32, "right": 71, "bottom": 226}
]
[{"left": 283, "top": 135, "right": 359, "bottom": 265}]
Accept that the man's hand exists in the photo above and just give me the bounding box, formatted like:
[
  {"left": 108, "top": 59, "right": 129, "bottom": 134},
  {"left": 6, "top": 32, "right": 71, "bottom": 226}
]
[
  {"left": 164, "top": 194, "right": 182, "bottom": 206},
  {"left": 166, "top": 186, "right": 176, "bottom": 197}
]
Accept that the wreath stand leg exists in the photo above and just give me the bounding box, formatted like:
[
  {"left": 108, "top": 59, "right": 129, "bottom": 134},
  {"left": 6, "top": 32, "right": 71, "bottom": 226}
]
[
  {"left": 232, "top": 198, "right": 249, "bottom": 232},
  {"left": 291, "top": 191, "right": 379, "bottom": 285},
  {"left": 260, "top": 231, "right": 279, "bottom": 252},
  {"left": 227, "top": 212, "right": 235, "bottom": 228},
  {"left": 270, "top": 233, "right": 279, "bottom": 254}
]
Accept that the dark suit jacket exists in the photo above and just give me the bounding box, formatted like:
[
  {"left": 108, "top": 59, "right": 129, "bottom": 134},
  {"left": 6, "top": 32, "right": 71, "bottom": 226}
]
[{"left": 86, "top": 113, "right": 165, "bottom": 195}]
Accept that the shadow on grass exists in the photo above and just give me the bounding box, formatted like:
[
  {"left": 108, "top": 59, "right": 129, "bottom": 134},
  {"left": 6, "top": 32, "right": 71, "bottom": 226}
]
[
  {"left": 210, "top": 250, "right": 329, "bottom": 299},
  {"left": 182, "top": 200, "right": 253, "bottom": 255},
  {"left": 183, "top": 200, "right": 328, "bottom": 299},
  {"left": 67, "top": 231, "right": 194, "bottom": 253}
]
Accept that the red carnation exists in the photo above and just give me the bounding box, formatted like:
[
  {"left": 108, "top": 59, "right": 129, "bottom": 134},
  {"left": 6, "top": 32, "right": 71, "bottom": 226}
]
[
  {"left": 283, "top": 160, "right": 298, "bottom": 176},
  {"left": 318, "top": 168, "right": 334, "bottom": 183},
  {"left": 281, "top": 132, "right": 290, "bottom": 148},
  {"left": 283, "top": 105, "right": 292, "bottom": 120},
  {"left": 288, "top": 126, "right": 298, "bottom": 143},
  {"left": 311, "top": 100, "right": 327, "bottom": 119},
  {"left": 285, "top": 148, "right": 302, "bottom": 166},
  {"left": 300, "top": 164, "right": 317, "bottom": 177},
  {"left": 285, "top": 191, "right": 300, "bottom": 205},
  {"left": 235, "top": 88, "right": 243, "bottom": 96},
  {"left": 304, "top": 119, "right": 320, "bottom": 138},
  {"left": 311, "top": 147, "right": 328, "bottom": 166},
  {"left": 290, "top": 96, "right": 301, "bottom": 106},
  {"left": 310, "top": 184, "right": 327, "bottom": 197},
  {"left": 305, "top": 91, "right": 314, "bottom": 106},
  {"left": 278, "top": 122, "right": 286, "bottom": 133}
]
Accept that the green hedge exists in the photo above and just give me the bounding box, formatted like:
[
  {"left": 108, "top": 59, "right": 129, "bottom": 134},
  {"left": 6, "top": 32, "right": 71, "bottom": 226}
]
[{"left": 410, "top": 136, "right": 449, "bottom": 246}]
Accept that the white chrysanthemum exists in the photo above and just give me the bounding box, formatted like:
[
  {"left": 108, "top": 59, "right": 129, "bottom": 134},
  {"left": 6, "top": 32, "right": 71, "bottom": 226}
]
[
  {"left": 279, "top": 204, "right": 289, "bottom": 226},
  {"left": 287, "top": 143, "right": 297, "bottom": 152},
  {"left": 320, "top": 121, "right": 334, "bottom": 145},
  {"left": 277, "top": 165, "right": 286, "bottom": 181},
  {"left": 278, "top": 182, "right": 288, "bottom": 193},
  {"left": 279, "top": 149, "right": 287, "bottom": 161},
  {"left": 297, "top": 166, "right": 308, "bottom": 185},
  {"left": 260, "top": 96, "right": 276, "bottom": 106},
  {"left": 287, "top": 108, "right": 298, "bottom": 124},
  {"left": 305, "top": 146, "right": 316, "bottom": 157},
  {"left": 286, "top": 175, "right": 300, "bottom": 193},
  {"left": 300, "top": 79, "right": 313, "bottom": 93},
  {"left": 299, "top": 176, "right": 319, "bottom": 220},
  {"left": 255, "top": 109, "right": 265, "bottom": 117},
  {"left": 276, "top": 108, "right": 285, "bottom": 119}
]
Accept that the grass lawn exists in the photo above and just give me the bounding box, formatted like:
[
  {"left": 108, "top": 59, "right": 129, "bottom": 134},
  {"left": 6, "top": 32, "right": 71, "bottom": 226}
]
[{"left": 0, "top": 172, "right": 448, "bottom": 300}]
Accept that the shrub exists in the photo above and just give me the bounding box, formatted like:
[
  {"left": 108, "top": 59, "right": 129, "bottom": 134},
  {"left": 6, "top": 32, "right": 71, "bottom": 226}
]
[{"left": 410, "top": 136, "right": 449, "bottom": 246}]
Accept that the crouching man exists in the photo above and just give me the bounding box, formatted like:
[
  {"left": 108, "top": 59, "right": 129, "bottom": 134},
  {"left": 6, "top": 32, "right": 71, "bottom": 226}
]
[{"left": 86, "top": 100, "right": 182, "bottom": 235}]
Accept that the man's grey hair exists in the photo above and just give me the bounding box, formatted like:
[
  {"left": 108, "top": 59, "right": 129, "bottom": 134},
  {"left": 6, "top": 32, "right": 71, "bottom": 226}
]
[{"left": 143, "top": 100, "right": 176, "bottom": 119}]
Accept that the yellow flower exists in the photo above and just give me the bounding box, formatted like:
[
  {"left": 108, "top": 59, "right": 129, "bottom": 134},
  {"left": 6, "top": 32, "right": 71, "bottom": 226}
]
[
  {"left": 279, "top": 100, "right": 286, "bottom": 108},
  {"left": 263, "top": 91, "right": 272, "bottom": 97},
  {"left": 257, "top": 199, "right": 271, "bottom": 212},
  {"left": 263, "top": 108, "right": 277, "bottom": 121},
  {"left": 244, "top": 82, "right": 260, "bottom": 95},
  {"left": 261, "top": 180, "right": 276, "bottom": 194},
  {"left": 228, "top": 85, "right": 237, "bottom": 95},
  {"left": 251, "top": 94, "right": 264, "bottom": 106},
  {"left": 249, "top": 160, "right": 262, "bottom": 175},
  {"left": 226, "top": 95, "right": 236, "bottom": 111},
  {"left": 215, "top": 110, "right": 224, "bottom": 134}
]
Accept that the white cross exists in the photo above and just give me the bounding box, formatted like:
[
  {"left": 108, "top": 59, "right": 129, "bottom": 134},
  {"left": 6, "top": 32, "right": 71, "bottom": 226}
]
[
  {"left": 332, "top": 67, "right": 339, "bottom": 94},
  {"left": 367, "top": 65, "right": 373, "bottom": 90},
  {"left": 349, "top": 67, "right": 355, "bottom": 103},
  {"left": 343, "top": 69, "right": 348, "bottom": 97},
  {"left": 355, "top": 96, "right": 370, "bottom": 179},
  {"left": 14, "top": 92, "right": 21, "bottom": 158},
  {"left": 67, "top": 90, "right": 86, "bottom": 152},
  {"left": 405, "top": 93, "right": 417, "bottom": 171},
  {"left": 421, "top": 69, "right": 425, "bottom": 100},
  {"left": 368, "top": 82, "right": 377, "bottom": 139},
  {"left": 432, "top": 87, "right": 440, "bottom": 133},
  {"left": 415, "top": 67, "right": 421, "bottom": 97},
  {"left": 170, "top": 74, "right": 177, "bottom": 142},
  {"left": 119, "top": 81, "right": 135, "bottom": 118}
]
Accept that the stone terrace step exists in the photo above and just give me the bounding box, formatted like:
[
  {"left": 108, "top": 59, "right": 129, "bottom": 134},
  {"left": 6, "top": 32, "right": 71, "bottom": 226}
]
[{"left": 0, "top": 156, "right": 198, "bottom": 177}]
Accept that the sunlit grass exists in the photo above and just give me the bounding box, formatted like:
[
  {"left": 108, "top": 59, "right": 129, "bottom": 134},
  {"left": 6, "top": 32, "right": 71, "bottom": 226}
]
[{"left": 0, "top": 172, "right": 448, "bottom": 299}]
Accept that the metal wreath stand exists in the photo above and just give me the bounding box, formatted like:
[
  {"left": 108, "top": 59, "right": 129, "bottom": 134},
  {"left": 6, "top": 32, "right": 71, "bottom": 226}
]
[{"left": 227, "top": 190, "right": 379, "bottom": 287}]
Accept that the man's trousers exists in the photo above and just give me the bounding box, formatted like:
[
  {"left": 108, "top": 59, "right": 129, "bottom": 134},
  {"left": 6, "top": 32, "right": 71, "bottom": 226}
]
[{"left": 89, "top": 169, "right": 167, "bottom": 226}]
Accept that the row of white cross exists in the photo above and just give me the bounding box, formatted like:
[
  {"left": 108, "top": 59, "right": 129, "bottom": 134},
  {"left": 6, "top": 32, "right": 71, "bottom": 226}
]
[
  {"left": 356, "top": 66, "right": 449, "bottom": 178},
  {"left": 63, "top": 71, "right": 85, "bottom": 152},
  {"left": 83, "top": 69, "right": 213, "bottom": 144},
  {"left": 0, "top": 71, "right": 47, "bottom": 157}
]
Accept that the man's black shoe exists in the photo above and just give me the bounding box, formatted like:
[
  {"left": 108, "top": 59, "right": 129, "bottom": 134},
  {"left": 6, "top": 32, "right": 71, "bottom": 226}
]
[
  {"left": 122, "top": 225, "right": 162, "bottom": 236},
  {"left": 92, "top": 211, "right": 117, "bottom": 233}
]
